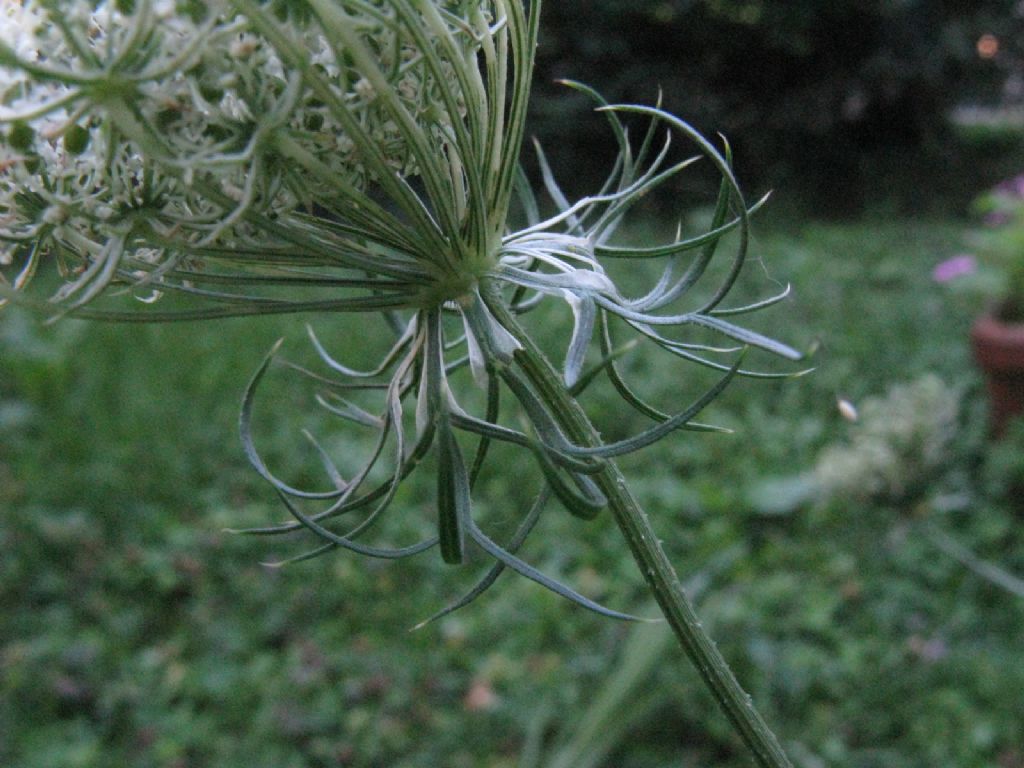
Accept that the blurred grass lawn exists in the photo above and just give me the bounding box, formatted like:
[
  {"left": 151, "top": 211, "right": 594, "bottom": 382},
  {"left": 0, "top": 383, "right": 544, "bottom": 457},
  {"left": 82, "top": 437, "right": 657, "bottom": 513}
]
[{"left": 2, "top": 216, "right": 1023, "bottom": 768}]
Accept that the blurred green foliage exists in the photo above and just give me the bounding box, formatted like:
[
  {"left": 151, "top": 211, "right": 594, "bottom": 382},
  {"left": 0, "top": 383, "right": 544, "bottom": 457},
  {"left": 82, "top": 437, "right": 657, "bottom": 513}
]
[
  {"left": 3, "top": 215, "right": 1024, "bottom": 766},
  {"left": 530, "top": 1, "right": 1024, "bottom": 214}
]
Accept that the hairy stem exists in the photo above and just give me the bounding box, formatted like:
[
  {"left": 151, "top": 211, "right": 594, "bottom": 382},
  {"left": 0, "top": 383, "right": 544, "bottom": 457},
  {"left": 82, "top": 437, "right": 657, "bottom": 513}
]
[{"left": 485, "top": 287, "right": 793, "bottom": 768}]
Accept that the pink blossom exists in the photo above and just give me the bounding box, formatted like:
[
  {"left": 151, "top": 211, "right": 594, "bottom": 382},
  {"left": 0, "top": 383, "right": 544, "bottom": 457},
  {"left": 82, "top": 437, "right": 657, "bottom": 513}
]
[
  {"left": 995, "top": 173, "right": 1024, "bottom": 200},
  {"left": 995, "top": 173, "right": 1024, "bottom": 199},
  {"left": 932, "top": 254, "right": 977, "bottom": 283},
  {"left": 984, "top": 210, "right": 1012, "bottom": 227}
]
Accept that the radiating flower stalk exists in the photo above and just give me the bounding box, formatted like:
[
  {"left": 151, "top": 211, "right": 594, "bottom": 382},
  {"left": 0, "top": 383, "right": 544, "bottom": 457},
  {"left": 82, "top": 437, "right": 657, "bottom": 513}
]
[{"left": 1, "top": 1, "right": 805, "bottom": 765}]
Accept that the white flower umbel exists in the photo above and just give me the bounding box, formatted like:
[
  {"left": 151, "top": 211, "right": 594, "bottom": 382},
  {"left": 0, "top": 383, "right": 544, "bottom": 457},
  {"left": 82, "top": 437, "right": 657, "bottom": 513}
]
[{"left": 1, "top": 4, "right": 804, "bottom": 766}]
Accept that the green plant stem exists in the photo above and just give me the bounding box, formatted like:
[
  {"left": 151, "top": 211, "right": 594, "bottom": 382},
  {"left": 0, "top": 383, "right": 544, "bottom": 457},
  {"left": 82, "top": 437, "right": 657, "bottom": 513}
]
[
  {"left": 923, "top": 523, "right": 1024, "bottom": 599},
  {"left": 486, "top": 287, "right": 793, "bottom": 768}
]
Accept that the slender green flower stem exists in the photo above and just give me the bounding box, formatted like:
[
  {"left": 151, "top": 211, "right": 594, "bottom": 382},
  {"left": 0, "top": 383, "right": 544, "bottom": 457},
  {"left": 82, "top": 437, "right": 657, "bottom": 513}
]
[{"left": 486, "top": 286, "right": 793, "bottom": 768}]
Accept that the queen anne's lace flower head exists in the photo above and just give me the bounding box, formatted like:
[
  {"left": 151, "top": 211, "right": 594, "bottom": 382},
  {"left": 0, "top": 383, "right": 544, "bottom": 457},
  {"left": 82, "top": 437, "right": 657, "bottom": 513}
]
[
  {"left": 1, "top": 1, "right": 487, "bottom": 296},
  {"left": 1, "top": 0, "right": 803, "bottom": 621}
]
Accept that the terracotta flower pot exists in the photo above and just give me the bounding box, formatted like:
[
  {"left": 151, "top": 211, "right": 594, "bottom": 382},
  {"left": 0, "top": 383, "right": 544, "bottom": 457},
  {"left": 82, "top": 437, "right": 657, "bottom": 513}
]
[{"left": 971, "top": 312, "right": 1024, "bottom": 435}]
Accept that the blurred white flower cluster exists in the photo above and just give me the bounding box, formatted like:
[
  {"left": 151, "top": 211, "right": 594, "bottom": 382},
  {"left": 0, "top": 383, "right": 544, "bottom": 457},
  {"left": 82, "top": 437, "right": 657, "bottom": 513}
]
[
  {"left": 0, "top": 0, "right": 481, "bottom": 304},
  {"left": 814, "top": 374, "right": 960, "bottom": 503}
]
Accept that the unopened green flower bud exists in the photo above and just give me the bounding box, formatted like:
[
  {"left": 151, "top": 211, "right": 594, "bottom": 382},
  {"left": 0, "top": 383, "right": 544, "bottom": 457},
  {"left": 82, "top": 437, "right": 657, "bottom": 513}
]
[
  {"left": 7, "top": 121, "right": 33, "bottom": 151},
  {"left": 63, "top": 124, "right": 91, "bottom": 155}
]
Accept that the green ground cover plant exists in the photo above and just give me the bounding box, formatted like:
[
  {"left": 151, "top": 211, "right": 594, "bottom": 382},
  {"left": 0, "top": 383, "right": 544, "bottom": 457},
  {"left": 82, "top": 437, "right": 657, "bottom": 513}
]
[
  {"left": 3, "top": 3, "right": 1022, "bottom": 767},
  {"left": 4, "top": 217, "right": 1023, "bottom": 767}
]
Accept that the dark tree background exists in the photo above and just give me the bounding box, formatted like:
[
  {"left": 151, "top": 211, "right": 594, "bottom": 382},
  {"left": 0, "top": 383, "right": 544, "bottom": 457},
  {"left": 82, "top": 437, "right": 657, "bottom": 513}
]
[{"left": 529, "top": 0, "right": 1024, "bottom": 215}]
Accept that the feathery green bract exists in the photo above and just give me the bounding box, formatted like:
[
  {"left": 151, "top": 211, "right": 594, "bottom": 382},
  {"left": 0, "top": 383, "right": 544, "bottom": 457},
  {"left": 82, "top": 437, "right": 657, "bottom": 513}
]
[{"left": 1, "top": 0, "right": 804, "bottom": 622}]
